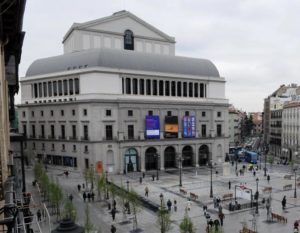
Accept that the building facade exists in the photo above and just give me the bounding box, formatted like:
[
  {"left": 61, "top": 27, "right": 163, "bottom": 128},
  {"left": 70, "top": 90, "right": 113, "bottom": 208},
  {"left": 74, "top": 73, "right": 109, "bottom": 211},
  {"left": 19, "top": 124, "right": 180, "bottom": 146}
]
[
  {"left": 228, "top": 106, "right": 241, "bottom": 147},
  {"left": 18, "top": 11, "right": 229, "bottom": 174},
  {"left": 282, "top": 101, "right": 300, "bottom": 162}
]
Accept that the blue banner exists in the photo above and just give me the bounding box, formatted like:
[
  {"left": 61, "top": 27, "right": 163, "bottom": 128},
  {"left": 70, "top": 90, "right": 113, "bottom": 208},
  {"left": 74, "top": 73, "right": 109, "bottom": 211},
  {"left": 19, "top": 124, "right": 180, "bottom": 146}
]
[
  {"left": 183, "top": 116, "right": 196, "bottom": 138},
  {"left": 145, "top": 116, "right": 160, "bottom": 139}
]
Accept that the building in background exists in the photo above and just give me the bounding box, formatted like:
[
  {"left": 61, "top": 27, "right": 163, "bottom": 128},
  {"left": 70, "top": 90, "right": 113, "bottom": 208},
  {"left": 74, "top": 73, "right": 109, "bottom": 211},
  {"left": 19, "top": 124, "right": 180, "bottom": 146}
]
[
  {"left": 228, "top": 105, "right": 242, "bottom": 147},
  {"left": 249, "top": 112, "right": 262, "bottom": 136},
  {"left": 282, "top": 101, "right": 300, "bottom": 162},
  {"left": 18, "top": 11, "right": 229, "bottom": 174},
  {"left": 263, "top": 84, "right": 300, "bottom": 160}
]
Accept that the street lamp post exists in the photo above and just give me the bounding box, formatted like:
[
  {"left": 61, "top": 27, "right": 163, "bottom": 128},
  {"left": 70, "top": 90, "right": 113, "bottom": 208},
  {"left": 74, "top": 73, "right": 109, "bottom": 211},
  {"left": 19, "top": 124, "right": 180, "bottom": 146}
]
[
  {"left": 155, "top": 154, "right": 160, "bottom": 181},
  {"left": 178, "top": 156, "right": 183, "bottom": 187},
  {"left": 126, "top": 180, "right": 129, "bottom": 192},
  {"left": 210, "top": 160, "right": 213, "bottom": 198},
  {"left": 255, "top": 178, "right": 259, "bottom": 214},
  {"left": 159, "top": 193, "right": 164, "bottom": 207},
  {"left": 264, "top": 152, "right": 267, "bottom": 177},
  {"left": 105, "top": 171, "right": 109, "bottom": 199},
  {"left": 294, "top": 166, "right": 298, "bottom": 198}
]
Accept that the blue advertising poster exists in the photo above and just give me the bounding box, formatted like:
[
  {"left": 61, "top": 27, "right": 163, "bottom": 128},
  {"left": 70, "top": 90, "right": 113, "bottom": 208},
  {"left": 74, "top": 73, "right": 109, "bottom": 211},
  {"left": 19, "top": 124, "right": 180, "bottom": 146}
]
[
  {"left": 183, "top": 116, "right": 196, "bottom": 138},
  {"left": 145, "top": 116, "right": 160, "bottom": 139}
]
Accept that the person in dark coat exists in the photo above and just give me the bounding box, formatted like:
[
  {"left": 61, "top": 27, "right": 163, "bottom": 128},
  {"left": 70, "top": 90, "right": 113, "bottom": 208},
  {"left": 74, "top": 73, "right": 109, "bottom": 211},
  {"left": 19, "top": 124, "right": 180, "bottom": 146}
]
[
  {"left": 111, "top": 208, "right": 116, "bottom": 221},
  {"left": 69, "top": 194, "right": 73, "bottom": 202},
  {"left": 37, "top": 209, "right": 42, "bottom": 221},
  {"left": 267, "top": 174, "right": 270, "bottom": 184},
  {"left": 113, "top": 199, "right": 117, "bottom": 209},
  {"left": 167, "top": 199, "right": 172, "bottom": 211},
  {"left": 228, "top": 181, "right": 231, "bottom": 190},
  {"left": 87, "top": 192, "right": 91, "bottom": 202},
  {"left": 91, "top": 192, "right": 95, "bottom": 202},
  {"left": 77, "top": 184, "right": 81, "bottom": 192},
  {"left": 111, "top": 224, "right": 116, "bottom": 233},
  {"left": 282, "top": 196, "right": 286, "bottom": 209},
  {"left": 219, "top": 212, "right": 225, "bottom": 226},
  {"left": 83, "top": 192, "right": 87, "bottom": 202}
]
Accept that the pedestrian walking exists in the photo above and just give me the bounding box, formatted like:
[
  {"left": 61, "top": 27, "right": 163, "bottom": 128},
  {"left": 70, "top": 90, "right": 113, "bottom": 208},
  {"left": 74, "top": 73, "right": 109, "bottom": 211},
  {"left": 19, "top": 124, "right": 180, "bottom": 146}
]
[
  {"left": 91, "top": 192, "right": 95, "bottom": 201},
  {"left": 139, "top": 177, "right": 142, "bottom": 184},
  {"left": 167, "top": 199, "right": 172, "bottom": 211},
  {"left": 37, "top": 209, "right": 41, "bottom": 222},
  {"left": 152, "top": 174, "right": 155, "bottom": 181},
  {"left": 110, "top": 225, "right": 117, "bottom": 233},
  {"left": 111, "top": 207, "right": 116, "bottom": 221},
  {"left": 77, "top": 184, "right": 81, "bottom": 192},
  {"left": 214, "top": 219, "right": 220, "bottom": 231},
  {"left": 113, "top": 199, "right": 117, "bottom": 209},
  {"left": 69, "top": 194, "right": 73, "bottom": 202},
  {"left": 219, "top": 212, "right": 225, "bottom": 226},
  {"left": 186, "top": 199, "right": 192, "bottom": 211},
  {"left": 228, "top": 181, "right": 231, "bottom": 190},
  {"left": 83, "top": 192, "right": 87, "bottom": 202},
  {"left": 267, "top": 174, "right": 270, "bottom": 184},
  {"left": 82, "top": 183, "right": 85, "bottom": 189},
  {"left": 145, "top": 186, "right": 149, "bottom": 197},
  {"left": 282, "top": 196, "right": 286, "bottom": 209},
  {"left": 174, "top": 200, "right": 177, "bottom": 212},
  {"left": 203, "top": 205, "right": 208, "bottom": 216},
  {"left": 213, "top": 197, "right": 217, "bottom": 208},
  {"left": 87, "top": 192, "right": 91, "bottom": 202},
  {"left": 111, "top": 224, "right": 117, "bottom": 233},
  {"left": 253, "top": 170, "right": 256, "bottom": 176},
  {"left": 142, "top": 172, "right": 145, "bottom": 178}
]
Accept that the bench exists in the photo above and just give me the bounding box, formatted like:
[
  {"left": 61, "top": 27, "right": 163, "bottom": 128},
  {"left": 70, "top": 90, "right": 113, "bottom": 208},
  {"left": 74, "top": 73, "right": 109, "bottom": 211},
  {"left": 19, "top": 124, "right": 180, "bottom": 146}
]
[
  {"left": 190, "top": 192, "right": 198, "bottom": 200},
  {"left": 284, "top": 175, "right": 292, "bottom": 180},
  {"left": 283, "top": 184, "right": 292, "bottom": 191},
  {"left": 222, "top": 193, "right": 233, "bottom": 201},
  {"left": 240, "top": 227, "right": 257, "bottom": 233},
  {"left": 262, "top": 187, "right": 272, "bottom": 193},
  {"left": 271, "top": 212, "right": 287, "bottom": 223},
  {"left": 179, "top": 188, "right": 187, "bottom": 195}
]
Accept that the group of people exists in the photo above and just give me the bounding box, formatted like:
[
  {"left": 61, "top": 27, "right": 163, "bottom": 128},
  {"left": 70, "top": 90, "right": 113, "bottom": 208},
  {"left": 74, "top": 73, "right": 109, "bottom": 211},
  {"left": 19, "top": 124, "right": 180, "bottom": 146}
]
[
  {"left": 166, "top": 199, "right": 177, "bottom": 212},
  {"left": 82, "top": 191, "right": 95, "bottom": 202},
  {"left": 205, "top": 206, "right": 225, "bottom": 232}
]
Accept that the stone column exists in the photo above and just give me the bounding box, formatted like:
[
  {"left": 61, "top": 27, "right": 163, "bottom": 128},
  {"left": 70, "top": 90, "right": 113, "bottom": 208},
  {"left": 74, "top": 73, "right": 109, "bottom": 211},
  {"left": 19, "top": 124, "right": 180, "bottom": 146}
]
[
  {"left": 160, "top": 146, "right": 165, "bottom": 171},
  {"left": 141, "top": 147, "right": 145, "bottom": 172}
]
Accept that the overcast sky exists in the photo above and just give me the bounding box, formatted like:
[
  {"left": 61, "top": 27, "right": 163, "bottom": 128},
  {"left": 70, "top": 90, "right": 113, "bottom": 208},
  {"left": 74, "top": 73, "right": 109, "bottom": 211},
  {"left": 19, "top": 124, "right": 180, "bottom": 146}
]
[{"left": 18, "top": 0, "right": 300, "bottom": 112}]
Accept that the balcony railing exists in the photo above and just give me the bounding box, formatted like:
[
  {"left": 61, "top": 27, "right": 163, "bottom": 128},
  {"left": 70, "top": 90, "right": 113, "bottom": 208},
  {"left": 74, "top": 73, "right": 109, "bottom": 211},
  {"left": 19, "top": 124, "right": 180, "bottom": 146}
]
[
  {"left": 69, "top": 136, "right": 77, "bottom": 140},
  {"left": 39, "top": 135, "right": 45, "bottom": 139},
  {"left": 59, "top": 136, "right": 66, "bottom": 140},
  {"left": 48, "top": 135, "right": 56, "bottom": 139},
  {"left": 81, "top": 136, "right": 89, "bottom": 141}
]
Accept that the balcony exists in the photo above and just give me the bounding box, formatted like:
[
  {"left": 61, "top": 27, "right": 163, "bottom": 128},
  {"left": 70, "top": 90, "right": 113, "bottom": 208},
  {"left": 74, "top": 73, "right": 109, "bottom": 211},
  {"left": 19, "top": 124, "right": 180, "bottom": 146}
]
[
  {"left": 81, "top": 136, "right": 89, "bottom": 141},
  {"left": 69, "top": 136, "right": 77, "bottom": 140},
  {"left": 48, "top": 135, "right": 56, "bottom": 140},
  {"left": 39, "top": 135, "right": 45, "bottom": 139},
  {"left": 59, "top": 136, "right": 66, "bottom": 140}
]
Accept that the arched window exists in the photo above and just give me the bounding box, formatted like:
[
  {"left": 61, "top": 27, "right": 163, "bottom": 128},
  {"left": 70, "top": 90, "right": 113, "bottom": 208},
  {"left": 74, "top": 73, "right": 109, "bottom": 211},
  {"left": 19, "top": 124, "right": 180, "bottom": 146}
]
[{"left": 124, "top": 30, "right": 134, "bottom": 50}]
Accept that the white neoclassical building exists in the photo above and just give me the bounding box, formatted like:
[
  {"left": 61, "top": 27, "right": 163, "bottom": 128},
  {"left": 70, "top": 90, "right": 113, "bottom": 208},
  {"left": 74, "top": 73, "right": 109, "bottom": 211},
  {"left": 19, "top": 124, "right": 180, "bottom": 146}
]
[
  {"left": 18, "top": 11, "right": 229, "bottom": 174},
  {"left": 282, "top": 101, "right": 300, "bottom": 161}
]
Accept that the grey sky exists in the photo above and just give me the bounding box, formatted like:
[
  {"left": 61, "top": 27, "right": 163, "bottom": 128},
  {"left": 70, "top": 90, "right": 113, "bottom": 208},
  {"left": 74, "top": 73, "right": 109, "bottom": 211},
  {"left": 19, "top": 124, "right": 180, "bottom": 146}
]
[{"left": 19, "top": 0, "right": 300, "bottom": 112}]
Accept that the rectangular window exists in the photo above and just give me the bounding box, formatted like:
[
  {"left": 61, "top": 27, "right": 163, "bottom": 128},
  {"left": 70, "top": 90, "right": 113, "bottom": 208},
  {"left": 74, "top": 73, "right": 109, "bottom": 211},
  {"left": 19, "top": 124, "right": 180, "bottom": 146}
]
[
  {"left": 153, "top": 80, "right": 157, "bottom": 95},
  {"left": 84, "top": 145, "right": 89, "bottom": 153},
  {"left": 43, "top": 82, "right": 47, "bottom": 97},
  {"left": 183, "top": 82, "right": 187, "bottom": 97},
  {"left": 106, "top": 109, "right": 111, "bottom": 116},
  {"left": 128, "top": 125, "right": 134, "bottom": 139},
  {"left": 34, "top": 83, "right": 38, "bottom": 98},
  {"left": 62, "top": 144, "right": 65, "bottom": 151},
  {"left": 83, "top": 109, "right": 87, "bottom": 116},
  {"left": 61, "top": 125, "right": 65, "bottom": 139},
  {"left": 171, "top": 81, "right": 176, "bottom": 96},
  {"left": 52, "top": 144, "right": 55, "bottom": 151},
  {"left": 217, "top": 124, "right": 222, "bottom": 136},
  {"left": 73, "top": 145, "right": 76, "bottom": 152},
  {"left": 53, "top": 81, "right": 57, "bottom": 96},
  {"left": 159, "top": 80, "right": 164, "bottom": 96},
  {"left": 72, "top": 109, "right": 75, "bottom": 116},
  {"left": 146, "top": 79, "right": 151, "bottom": 95},
  {"left": 106, "top": 125, "right": 113, "bottom": 140},
  {"left": 217, "top": 112, "right": 222, "bottom": 117},
  {"left": 61, "top": 110, "right": 64, "bottom": 116},
  {"left": 23, "top": 125, "right": 27, "bottom": 137},
  {"left": 126, "top": 78, "right": 131, "bottom": 94},
  {"left": 63, "top": 79, "right": 68, "bottom": 95},
  {"left": 200, "top": 83, "right": 204, "bottom": 98},
  {"left": 202, "top": 111, "right": 206, "bottom": 117},
  {"left": 38, "top": 83, "right": 42, "bottom": 98},
  {"left": 58, "top": 80, "right": 63, "bottom": 96},
  {"left": 41, "top": 125, "right": 45, "bottom": 138},
  {"left": 32, "top": 142, "right": 36, "bottom": 150},
  {"left": 194, "top": 83, "right": 198, "bottom": 97},
  {"left": 167, "top": 111, "right": 172, "bottom": 116},
  {"left": 189, "top": 82, "right": 193, "bottom": 97},
  {"left": 75, "top": 78, "right": 80, "bottom": 94},
  {"left": 185, "top": 111, "right": 189, "bottom": 116},
  {"left": 148, "top": 110, "right": 153, "bottom": 116},
  {"left": 128, "top": 110, "right": 133, "bottom": 117},
  {"left": 72, "top": 125, "right": 77, "bottom": 139},
  {"left": 133, "top": 78, "right": 138, "bottom": 95},
  {"left": 122, "top": 78, "right": 124, "bottom": 94},
  {"left": 42, "top": 143, "right": 45, "bottom": 150},
  {"left": 83, "top": 125, "right": 89, "bottom": 140},
  {"left": 40, "top": 110, "right": 43, "bottom": 117},
  {"left": 31, "top": 111, "right": 34, "bottom": 117},
  {"left": 22, "top": 111, "right": 25, "bottom": 117},
  {"left": 50, "top": 110, "right": 54, "bottom": 116},
  {"left": 69, "top": 79, "right": 74, "bottom": 95},
  {"left": 51, "top": 125, "right": 55, "bottom": 138},
  {"left": 201, "top": 125, "right": 206, "bottom": 137},
  {"left": 139, "top": 79, "right": 145, "bottom": 95},
  {"left": 48, "top": 81, "right": 52, "bottom": 97},
  {"left": 32, "top": 125, "right": 36, "bottom": 138},
  {"left": 177, "top": 82, "right": 182, "bottom": 97},
  {"left": 165, "top": 81, "right": 170, "bottom": 96}
]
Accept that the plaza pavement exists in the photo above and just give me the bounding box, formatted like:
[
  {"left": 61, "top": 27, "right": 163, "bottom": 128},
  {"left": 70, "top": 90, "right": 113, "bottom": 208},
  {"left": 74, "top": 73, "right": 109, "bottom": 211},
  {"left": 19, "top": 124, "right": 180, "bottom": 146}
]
[{"left": 26, "top": 162, "right": 300, "bottom": 233}]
